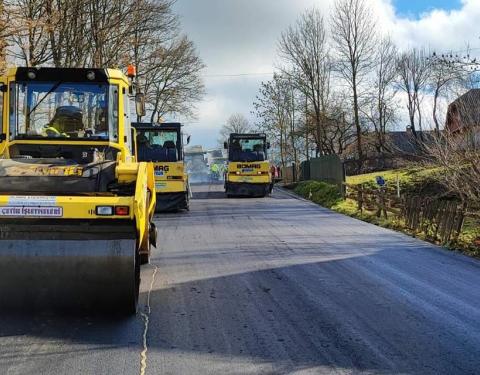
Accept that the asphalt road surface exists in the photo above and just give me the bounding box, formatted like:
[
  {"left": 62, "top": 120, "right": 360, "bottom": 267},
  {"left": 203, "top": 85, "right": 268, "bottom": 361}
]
[{"left": 1, "top": 183, "right": 479, "bottom": 374}]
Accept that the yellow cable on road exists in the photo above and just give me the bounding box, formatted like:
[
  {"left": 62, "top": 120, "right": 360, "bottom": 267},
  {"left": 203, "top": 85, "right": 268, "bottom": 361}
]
[{"left": 139, "top": 265, "right": 158, "bottom": 375}]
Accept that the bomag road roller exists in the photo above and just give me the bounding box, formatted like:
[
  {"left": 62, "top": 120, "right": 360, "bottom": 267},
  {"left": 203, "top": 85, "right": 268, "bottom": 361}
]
[
  {"left": 133, "top": 122, "right": 190, "bottom": 212},
  {"left": 0, "top": 67, "right": 157, "bottom": 313},
  {"left": 224, "top": 133, "right": 272, "bottom": 197}
]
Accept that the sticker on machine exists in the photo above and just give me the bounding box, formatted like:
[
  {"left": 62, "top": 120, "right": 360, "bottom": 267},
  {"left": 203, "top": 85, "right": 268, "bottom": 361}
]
[
  {"left": 0, "top": 206, "right": 63, "bottom": 217},
  {"left": 155, "top": 182, "right": 167, "bottom": 189},
  {"left": 8, "top": 196, "right": 57, "bottom": 206}
]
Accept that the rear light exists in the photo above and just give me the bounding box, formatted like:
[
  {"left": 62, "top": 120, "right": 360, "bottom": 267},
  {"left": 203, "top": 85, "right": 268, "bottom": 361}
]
[
  {"left": 115, "top": 206, "right": 130, "bottom": 216},
  {"left": 96, "top": 206, "right": 113, "bottom": 216}
]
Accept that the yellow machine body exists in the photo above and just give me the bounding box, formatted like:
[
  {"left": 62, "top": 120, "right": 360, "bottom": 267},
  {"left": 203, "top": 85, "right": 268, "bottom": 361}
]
[
  {"left": 224, "top": 133, "right": 272, "bottom": 197},
  {"left": 0, "top": 67, "right": 157, "bottom": 313},
  {"left": 133, "top": 122, "right": 189, "bottom": 211}
]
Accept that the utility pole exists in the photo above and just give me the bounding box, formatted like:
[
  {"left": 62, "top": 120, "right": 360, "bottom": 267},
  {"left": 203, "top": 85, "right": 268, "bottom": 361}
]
[{"left": 305, "top": 94, "right": 309, "bottom": 161}]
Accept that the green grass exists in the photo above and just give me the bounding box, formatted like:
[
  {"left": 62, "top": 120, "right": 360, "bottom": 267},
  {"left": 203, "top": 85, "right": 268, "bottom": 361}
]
[
  {"left": 293, "top": 181, "right": 342, "bottom": 208},
  {"left": 346, "top": 167, "right": 440, "bottom": 195},
  {"left": 454, "top": 218, "right": 480, "bottom": 258}
]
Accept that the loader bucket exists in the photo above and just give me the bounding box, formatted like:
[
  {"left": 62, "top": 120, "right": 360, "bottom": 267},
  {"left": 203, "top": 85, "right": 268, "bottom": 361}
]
[{"left": 0, "top": 220, "right": 139, "bottom": 314}]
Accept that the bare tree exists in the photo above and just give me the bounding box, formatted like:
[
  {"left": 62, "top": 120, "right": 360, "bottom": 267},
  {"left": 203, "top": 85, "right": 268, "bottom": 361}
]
[
  {"left": 253, "top": 73, "right": 300, "bottom": 167},
  {"left": 278, "top": 8, "right": 330, "bottom": 156},
  {"left": 428, "top": 53, "right": 466, "bottom": 132},
  {"left": 143, "top": 36, "right": 205, "bottom": 122},
  {"left": 425, "top": 132, "right": 480, "bottom": 203},
  {"left": 44, "top": 0, "right": 91, "bottom": 67},
  {"left": 87, "top": 0, "right": 133, "bottom": 67},
  {"left": 129, "top": 0, "right": 177, "bottom": 81},
  {"left": 396, "top": 48, "right": 431, "bottom": 138},
  {"left": 3, "top": 0, "right": 205, "bottom": 121},
  {"left": 0, "top": 0, "right": 9, "bottom": 72},
  {"left": 6, "top": 0, "right": 51, "bottom": 66},
  {"left": 322, "top": 91, "right": 356, "bottom": 155},
  {"left": 363, "top": 37, "right": 398, "bottom": 153},
  {"left": 219, "top": 113, "right": 252, "bottom": 142},
  {"left": 331, "top": 0, "right": 377, "bottom": 163}
]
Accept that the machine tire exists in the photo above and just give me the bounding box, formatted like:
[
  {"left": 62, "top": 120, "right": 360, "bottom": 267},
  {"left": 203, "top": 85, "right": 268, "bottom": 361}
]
[
  {"left": 140, "top": 252, "right": 150, "bottom": 265},
  {"left": 122, "top": 243, "right": 140, "bottom": 315},
  {"left": 184, "top": 192, "right": 190, "bottom": 211}
]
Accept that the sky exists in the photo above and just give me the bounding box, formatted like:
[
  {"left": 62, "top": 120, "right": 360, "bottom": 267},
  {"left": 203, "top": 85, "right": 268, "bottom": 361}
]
[{"left": 172, "top": 0, "right": 480, "bottom": 148}]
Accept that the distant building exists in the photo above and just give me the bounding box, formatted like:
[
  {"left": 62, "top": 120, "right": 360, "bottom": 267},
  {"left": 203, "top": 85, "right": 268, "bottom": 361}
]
[
  {"left": 445, "top": 89, "right": 480, "bottom": 146},
  {"left": 342, "top": 128, "right": 435, "bottom": 174},
  {"left": 446, "top": 89, "right": 480, "bottom": 132}
]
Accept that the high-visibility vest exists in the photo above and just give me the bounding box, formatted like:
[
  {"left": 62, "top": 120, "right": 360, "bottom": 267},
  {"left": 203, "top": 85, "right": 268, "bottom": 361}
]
[{"left": 43, "top": 126, "right": 69, "bottom": 138}]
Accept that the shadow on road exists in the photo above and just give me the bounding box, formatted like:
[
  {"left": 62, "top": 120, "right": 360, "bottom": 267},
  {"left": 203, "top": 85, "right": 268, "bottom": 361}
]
[
  {"left": 0, "top": 240, "right": 478, "bottom": 374},
  {"left": 192, "top": 190, "right": 227, "bottom": 200}
]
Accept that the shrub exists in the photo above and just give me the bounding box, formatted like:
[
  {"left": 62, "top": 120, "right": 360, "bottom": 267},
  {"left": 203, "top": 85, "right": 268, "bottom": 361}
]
[{"left": 293, "top": 181, "right": 342, "bottom": 208}]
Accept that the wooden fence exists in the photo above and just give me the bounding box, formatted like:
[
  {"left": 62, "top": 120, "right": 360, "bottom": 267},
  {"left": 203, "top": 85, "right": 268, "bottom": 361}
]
[{"left": 345, "top": 183, "right": 476, "bottom": 245}]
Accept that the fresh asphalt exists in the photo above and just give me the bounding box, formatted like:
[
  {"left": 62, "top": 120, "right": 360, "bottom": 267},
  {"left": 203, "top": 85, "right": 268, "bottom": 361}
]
[{"left": 0, "top": 183, "right": 479, "bottom": 374}]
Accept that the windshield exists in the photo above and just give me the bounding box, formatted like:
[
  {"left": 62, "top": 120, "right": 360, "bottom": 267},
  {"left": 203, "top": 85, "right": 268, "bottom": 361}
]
[
  {"left": 137, "top": 129, "right": 180, "bottom": 162},
  {"left": 9, "top": 82, "right": 117, "bottom": 141},
  {"left": 229, "top": 137, "right": 266, "bottom": 161}
]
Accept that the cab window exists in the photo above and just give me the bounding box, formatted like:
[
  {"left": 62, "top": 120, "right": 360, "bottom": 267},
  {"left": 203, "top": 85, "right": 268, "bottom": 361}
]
[{"left": 137, "top": 130, "right": 180, "bottom": 162}]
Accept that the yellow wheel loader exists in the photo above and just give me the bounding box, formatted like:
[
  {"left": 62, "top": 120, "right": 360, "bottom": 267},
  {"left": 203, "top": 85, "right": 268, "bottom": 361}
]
[
  {"left": 224, "top": 133, "right": 273, "bottom": 197},
  {"left": 0, "top": 67, "right": 157, "bottom": 313},
  {"left": 132, "top": 122, "right": 190, "bottom": 212}
]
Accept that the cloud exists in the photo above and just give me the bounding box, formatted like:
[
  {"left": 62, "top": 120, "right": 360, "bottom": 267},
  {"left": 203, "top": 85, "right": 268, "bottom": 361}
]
[{"left": 174, "top": 0, "right": 479, "bottom": 147}]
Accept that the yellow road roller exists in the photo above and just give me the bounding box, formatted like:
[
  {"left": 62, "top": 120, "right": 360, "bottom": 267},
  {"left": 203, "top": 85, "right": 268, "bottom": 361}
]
[
  {"left": 0, "top": 67, "right": 157, "bottom": 313},
  {"left": 224, "top": 133, "right": 272, "bottom": 197},
  {"left": 133, "top": 122, "right": 190, "bottom": 211}
]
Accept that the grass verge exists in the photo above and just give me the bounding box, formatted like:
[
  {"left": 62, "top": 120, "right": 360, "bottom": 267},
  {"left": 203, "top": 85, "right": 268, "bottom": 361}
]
[{"left": 284, "top": 179, "right": 480, "bottom": 258}]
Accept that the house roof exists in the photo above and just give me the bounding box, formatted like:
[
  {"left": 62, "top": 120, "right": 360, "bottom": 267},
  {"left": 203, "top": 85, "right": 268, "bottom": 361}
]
[
  {"left": 446, "top": 89, "right": 480, "bottom": 132},
  {"left": 342, "top": 129, "right": 435, "bottom": 158},
  {"left": 385, "top": 131, "right": 435, "bottom": 155}
]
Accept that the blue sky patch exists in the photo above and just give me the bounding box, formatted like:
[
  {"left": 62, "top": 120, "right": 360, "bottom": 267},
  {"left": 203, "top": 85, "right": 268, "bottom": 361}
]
[{"left": 393, "top": 0, "right": 463, "bottom": 18}]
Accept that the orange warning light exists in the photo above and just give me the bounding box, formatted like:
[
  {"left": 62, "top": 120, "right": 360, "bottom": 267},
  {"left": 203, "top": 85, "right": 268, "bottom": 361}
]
[{"left": 127, "top": 64, "right": 136, "bottom": 78}]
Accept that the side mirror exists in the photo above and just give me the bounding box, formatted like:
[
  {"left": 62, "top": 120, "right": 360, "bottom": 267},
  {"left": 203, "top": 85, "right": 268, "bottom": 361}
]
[
  {"left": 186, "top": 135, "right": 191, "bottom": 145},
  {"left": 135, "top": 92, "right": 146, "bottom": 117},
  {"left": 223, "top": 141, "right": 228, "bottom": 149},
  {"left": 266, "top": 142, "right": 271, "bottom": 149},
  {"left": 0, "top": 134, "right": 6, "bottom": 143}
]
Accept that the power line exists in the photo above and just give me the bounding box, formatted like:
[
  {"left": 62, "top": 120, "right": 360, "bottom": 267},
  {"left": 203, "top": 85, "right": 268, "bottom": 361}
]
[{"left": 202, "top": 72, "right": 275, "bottom": 78}]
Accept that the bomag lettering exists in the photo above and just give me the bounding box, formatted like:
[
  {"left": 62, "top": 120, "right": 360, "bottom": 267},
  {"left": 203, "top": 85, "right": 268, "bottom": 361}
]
[
  {"left": 154, "top": 165, "right": 170, "bottom": 172},
  {"left": 237, "top": 164, "right": 261, "bottom": 169}
]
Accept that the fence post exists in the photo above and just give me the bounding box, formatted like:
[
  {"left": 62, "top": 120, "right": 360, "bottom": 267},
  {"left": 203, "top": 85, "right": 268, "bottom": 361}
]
[{"left": 357, "top": 186, "right": 363, "bottom": 213}]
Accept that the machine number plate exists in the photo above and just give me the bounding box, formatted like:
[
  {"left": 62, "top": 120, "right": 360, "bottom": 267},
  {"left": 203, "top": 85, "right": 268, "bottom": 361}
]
[
  {"left": 8, "top": 196, "right": 57, "bottom": 206},
  {"left": 0, "top": 206, "right": 63, "bottom": 217},
  {"left": 242, "top": 168, "right": 253, "bottom": 172}
]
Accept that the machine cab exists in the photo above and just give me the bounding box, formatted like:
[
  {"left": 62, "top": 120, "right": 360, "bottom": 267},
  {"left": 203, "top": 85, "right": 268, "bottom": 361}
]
[
  {"left": 132, "top": 122, "right": 188, "bottom": 182},
  {"left": 1, "top": 67, "right": 137, "bottom": 163},
  {"left": 132, "top": 122, "right": 185, "bottom": 164},
  {"left": 225, "top": 133, "right": 269, "bottom": 162}
]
